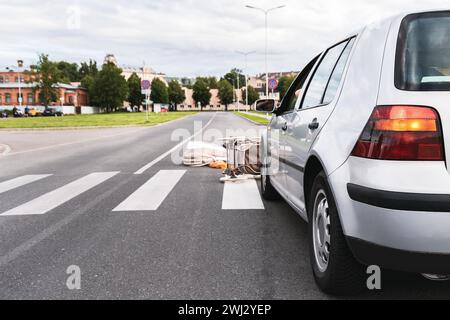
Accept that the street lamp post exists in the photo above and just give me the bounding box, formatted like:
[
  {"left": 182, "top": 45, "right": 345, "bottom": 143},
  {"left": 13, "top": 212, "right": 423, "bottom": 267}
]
[
  {"left": 246, "top": 5, "right": 286, "bottom": 99},
  {"left": 232, "top": 78, "right": 236, "bottom": 111},
  {"left": 6, "top": 60, "right": 24, "bottom": 109},
  {"left": 236, "top": 71, "right": 240, "bottom": 112},
  {"left": 141, "top": 64, "right": 149, "bottom": 122},
  {"left": 236, "top": 51, "right": 256, "bottom": 110},
  {"left": 17, "top": 60, "right": 23, "bottom": 108}
]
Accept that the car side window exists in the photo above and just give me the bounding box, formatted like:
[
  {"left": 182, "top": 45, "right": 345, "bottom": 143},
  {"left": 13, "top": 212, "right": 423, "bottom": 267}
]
[
  {"left": 322, "top": 38, "right": 355, "bottom": 104},
  {"left": 301, "top": 40, "right": 350, "bottom": 109},
  {"left": 277, "top": 56, "right": 319, "bottom": 114}
]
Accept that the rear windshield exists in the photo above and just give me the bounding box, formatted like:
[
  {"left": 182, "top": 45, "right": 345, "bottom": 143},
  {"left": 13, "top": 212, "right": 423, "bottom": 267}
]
[{"left": 396, "top": 11, "right": 450, "bottom": 91}]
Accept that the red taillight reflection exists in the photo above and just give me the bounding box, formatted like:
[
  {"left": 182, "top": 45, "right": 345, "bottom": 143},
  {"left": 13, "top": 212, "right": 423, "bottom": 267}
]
[{"left": 351, "top": 106, "right": 444, "bottom": 161}]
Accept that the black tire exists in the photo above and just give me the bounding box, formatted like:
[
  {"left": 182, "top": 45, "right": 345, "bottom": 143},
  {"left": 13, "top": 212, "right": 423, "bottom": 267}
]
[
  {"left": 261, "top": 172, "right": 281, "bottom": 201},
  {"left": 260, "top": 141, "right": 281, "bottom": 201},
  {"left": 308, "top": 171, "right": 365, "bottom": 295}
]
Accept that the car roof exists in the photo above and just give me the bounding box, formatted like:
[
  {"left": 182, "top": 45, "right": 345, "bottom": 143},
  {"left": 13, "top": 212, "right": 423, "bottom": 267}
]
[
  {"left": 346, "top": 8, "right": 450, "bottom": 40},
  {"left": 370, "top": 8, "right": 450, "bottom": 27}
]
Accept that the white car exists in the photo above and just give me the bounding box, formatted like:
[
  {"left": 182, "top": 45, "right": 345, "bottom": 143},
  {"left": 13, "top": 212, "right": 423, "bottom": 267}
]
[{"left": 258, "top": 9, "right": 450, "bottom": 295}]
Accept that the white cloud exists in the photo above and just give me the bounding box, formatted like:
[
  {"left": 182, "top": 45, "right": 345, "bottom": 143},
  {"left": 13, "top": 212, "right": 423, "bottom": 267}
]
[{"left": 0, "top": 0, "right": 448, "bottom": 77}]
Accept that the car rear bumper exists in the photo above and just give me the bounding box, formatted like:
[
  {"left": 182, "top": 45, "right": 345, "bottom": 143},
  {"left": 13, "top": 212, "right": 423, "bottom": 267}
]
[
  {"left": 347, "top": 183, "right": 450, "bottom": 212},
  {"left": 347, "top": 237, "right": 450, "bottom": 274},
  {"left": 328, "top": 157, "right": 450, "bottom": 266}
]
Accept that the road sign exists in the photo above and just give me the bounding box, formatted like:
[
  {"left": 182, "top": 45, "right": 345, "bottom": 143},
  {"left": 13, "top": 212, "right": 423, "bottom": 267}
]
[
  {"left": 268, "top": 79, "right": 279, "bottom": 90},
  {"left": 141, "top": 80, "right": 151, "bottom": 95},
  {"left": 141, "top": 80, "right": 151, "bottom": 90}
]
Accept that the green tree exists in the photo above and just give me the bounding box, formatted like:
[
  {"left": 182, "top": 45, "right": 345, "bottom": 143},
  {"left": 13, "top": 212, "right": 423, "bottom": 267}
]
[
  {"left": 80, "top": 75, "right": 96, "bottom": 106},
  {"left": 207, "top": 77, "right": 218, "bottom": 89},
  {"left": 168, "top": 80, "right": 185, "bottom": 111},
  {"left": 195, "top": 77, "right": 215, "bottom": 89},
  {"left": 127, "top": 73, "right": 144, "bottom": 108},
  {"left": 192, "top": 78, "right": 211, "bottom": 111},
  {"left": 56, "top": 61, "right": 80, "bottom": 83},
  {"left": 30, "top": 54, "right": 60, "bottom": 106},
  {"left": 79, "top": 60, "right": 98, "bottom": 79},
  {"left": 278, "top": 76, "right": 296, "bottom": 101},
  {"left": 218, "top": 79, "right": 234, "bottom": 112},
  {"left": 242, "top": 85, "right": 260, "bottom": 106},
  {"left": 150, "top": 78, "right": 169, "bottom": 107},
  {"left": 91, "top": 62, "right": 128, "bottom": 112},
  {"left": 223, "top": 68, "right": 245, "bottom": 89},
  {"left": 79, "top": 60, "right": 99, "bottom": 107}
]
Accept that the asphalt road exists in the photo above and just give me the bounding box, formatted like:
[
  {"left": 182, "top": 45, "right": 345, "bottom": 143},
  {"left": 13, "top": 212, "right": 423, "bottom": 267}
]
[{"left": 0, "top": 112, "right": 449, "bottom": 300}]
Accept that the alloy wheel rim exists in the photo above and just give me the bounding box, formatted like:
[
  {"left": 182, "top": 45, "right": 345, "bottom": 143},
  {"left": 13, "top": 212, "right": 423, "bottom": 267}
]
[{"left": 313, "top": 189, "right": 331, "bottom": 273}]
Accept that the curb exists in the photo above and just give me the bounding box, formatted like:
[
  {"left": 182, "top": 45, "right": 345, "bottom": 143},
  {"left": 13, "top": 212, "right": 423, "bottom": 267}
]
[
  {"left": 0, "top": 112, "right": 200, "bottom": 132},
  {"left": 234, "top": 113, "right": 269, "bottom": 127}
]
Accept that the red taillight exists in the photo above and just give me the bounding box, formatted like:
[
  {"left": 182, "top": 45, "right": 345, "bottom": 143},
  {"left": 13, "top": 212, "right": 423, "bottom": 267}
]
[{"left": 351, "top": 106, "right": 444, "bottom": 161}]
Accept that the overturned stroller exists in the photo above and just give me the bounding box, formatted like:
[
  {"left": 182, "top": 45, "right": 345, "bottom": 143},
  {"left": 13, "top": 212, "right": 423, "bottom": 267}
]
[
  {"left": 220, "top": 137, "right": 261, "bottom": 182},
  {"left": 182, "top": 137, "right": 262, "bottom": 182}
]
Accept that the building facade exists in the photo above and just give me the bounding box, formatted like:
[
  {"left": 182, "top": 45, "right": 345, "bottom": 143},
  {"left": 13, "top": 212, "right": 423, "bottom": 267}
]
[
  {"left": 0, "top": 70, "right": 88, "bottom": 108},
  {"left": 177, "top": 88, "right": 248, "bottom": 111},
  {"left": 248, "top": 71, "right": 300, "bottom": 100},
  {"left": 104, "top": 54, "right": 167, "bottom": 85},
  {"left": 122, "top": 66, "right": 167, "bottom": 85}
]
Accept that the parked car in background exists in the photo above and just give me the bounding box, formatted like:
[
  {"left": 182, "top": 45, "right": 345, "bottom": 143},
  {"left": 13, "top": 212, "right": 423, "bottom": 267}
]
[
  {"left": 27, "top": 108, "right": 43, "bottom": 117},
  {"left": 42, "top": 108, "right": 64, "bottom": 117},
  {"left": 13, "top": 108, "right": 24, "bottom": 118},
  {"left": 259, "top": 9, "right": 450, "bottom": 295}
]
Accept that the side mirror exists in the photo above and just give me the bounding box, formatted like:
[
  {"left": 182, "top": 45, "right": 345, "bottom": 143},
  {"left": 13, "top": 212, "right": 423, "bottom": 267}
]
[{"left": 255, "top": 99, "right": 276, "bottom": 113}]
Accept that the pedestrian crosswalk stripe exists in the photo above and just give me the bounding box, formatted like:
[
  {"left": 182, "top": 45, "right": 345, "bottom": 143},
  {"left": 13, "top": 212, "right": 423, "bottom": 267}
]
[
  {"left": 222, "top": 179, "right": 265, "bottom": 210},
  {"left": 113, "top": 170, "right": 186, "bottom": 212},
  {"left": 0, "top": 175, "right": 52, "bottom": 195},
  {"left": 1, "top": 172, "right": 119, "bottom": 216}
]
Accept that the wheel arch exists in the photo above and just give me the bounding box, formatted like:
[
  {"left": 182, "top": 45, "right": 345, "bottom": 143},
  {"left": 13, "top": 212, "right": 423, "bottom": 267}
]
[
  {"left": 303, "top": 155, "right": 327, "bottom": 214},
  {"left": 303, "top": 153, "right": 349, "bottom": 237}
]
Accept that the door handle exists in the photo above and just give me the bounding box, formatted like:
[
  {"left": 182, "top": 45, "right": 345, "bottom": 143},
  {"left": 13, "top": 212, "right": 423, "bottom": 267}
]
[
  {"left": 282, "top": 123, "right": 288, "bottom": 131},
  {"left": 308, "top": 119, "right": 320, "bottom": 130}
]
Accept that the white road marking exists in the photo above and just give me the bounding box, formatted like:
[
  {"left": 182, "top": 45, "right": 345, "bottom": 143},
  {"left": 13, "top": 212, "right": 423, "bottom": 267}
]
[
  {"left": 0, "top": 144, "right": 11, "bottom": 156},
  {"left": 1, "top": 172, "right": 119, "bottom": 216},
  {"left": 3, "top": 113, "right": 200, "bottom": 158},
  {"left": 113, "top": 170, "right": 186, "bottom": 211},
  {"left": 134, "top": 113, "right": 217, "bottom": 175},
  {"left": 0, "top": 175, "right": 52, "bottom": 195},
  {"left": 222, "top": 179, "right": 265, "bottom": 210}
]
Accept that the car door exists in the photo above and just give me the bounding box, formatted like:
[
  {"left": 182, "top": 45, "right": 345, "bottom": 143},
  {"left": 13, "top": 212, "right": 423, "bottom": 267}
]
[
  {"left": 267, "top": 58, "right": 318, "bottom": 195},
  {"left": 273, "top": 57, "right": 320, "bottom": 197},
  {"left": 267, "top": 111, "right": 288, "bottom": 193},
  {"left": 282, "top": 37, "right": 356, "bottom": 214}
]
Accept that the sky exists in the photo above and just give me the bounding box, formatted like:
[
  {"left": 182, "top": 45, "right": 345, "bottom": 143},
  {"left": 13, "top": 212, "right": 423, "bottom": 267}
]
[{"left": 0, "top": 0, "right": 448, "bottom": 78}]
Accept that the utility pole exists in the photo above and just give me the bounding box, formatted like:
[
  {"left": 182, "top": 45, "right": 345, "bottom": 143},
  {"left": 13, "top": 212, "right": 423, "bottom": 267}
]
[
  {"left": 17, "top": 60, "right": 23, "bottom": 108},
  {"left": 232, "top": 78, "right": 236, "bottom": 111},
  {"left": 236, "top": 51, "right": 256, "bottom": 110},
  {"left": 236, "top": 71, "right": 240, "bottom": 112},
  {"left": 142, "top": 62, "right": 150, "bottom": 122},
  {"left": 246, "top": 5, "right": 286, "bottom": 99}
]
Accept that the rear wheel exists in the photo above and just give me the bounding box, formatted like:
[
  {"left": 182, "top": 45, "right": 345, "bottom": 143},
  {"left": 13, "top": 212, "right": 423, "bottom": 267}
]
[{"left": 308, "top": 172, "right": 365, "bottom": 295}]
